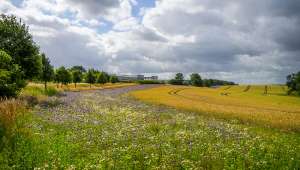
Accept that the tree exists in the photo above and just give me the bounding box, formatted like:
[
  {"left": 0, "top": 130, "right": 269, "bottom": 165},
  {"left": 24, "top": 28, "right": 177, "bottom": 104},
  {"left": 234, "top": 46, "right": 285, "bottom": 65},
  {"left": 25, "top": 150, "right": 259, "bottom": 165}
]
[
  {"left": 72, "top": 70, "right": 82, "bottom": 88},
  {"left": 190, "top": 73, "right": 203, "bottom": 87},
  {"left": 175, "top": 73, "right": 184, "bottom": 81},
  {"left": 0, "top": 14, "right": 42, "bottom": 79},
  {"left": 85, "top": 69, "right": 96, "bottom": 88},
  {"left": 110, "top": 75, "right": 119, "bottom": 83},
  {"left": 56, "top": 66, "right": 71, "bottom": 87},
  {"left": 0, "top": 50, "right": 26, "bottom": 97},
  {"left": 97, "top": 72, "right": 108, "bottom": 84},
  {"left": 71, "top": 65, "right": 86, "bottom": 73},
  {"left": 169, "top": 73, "right": 184, "bottom": 85},
  {"left": 41, "top": 53, "right": 54, "bottom": 90},
  {"left": 287, "top": 71, "right": 300, "bottom": 95}
]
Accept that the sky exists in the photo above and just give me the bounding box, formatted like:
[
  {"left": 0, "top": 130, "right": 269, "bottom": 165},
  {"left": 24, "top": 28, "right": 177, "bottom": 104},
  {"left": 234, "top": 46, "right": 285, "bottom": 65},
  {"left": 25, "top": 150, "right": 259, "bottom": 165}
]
[{"left": 1, "top": 0, "right": 300, "bottom": 84}]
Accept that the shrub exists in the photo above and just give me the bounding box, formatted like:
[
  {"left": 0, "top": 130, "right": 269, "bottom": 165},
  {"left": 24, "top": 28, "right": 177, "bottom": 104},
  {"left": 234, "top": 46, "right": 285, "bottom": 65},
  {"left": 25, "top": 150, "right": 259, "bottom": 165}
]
[
  {"left": 137, "top": 80, "right": 164, "bottom": 84},
  {"left": 169, "top": 79, "right": 184, "bottom": 85},
  {"left": 0, "top": 50, "right": 26, "bottom": 98}
]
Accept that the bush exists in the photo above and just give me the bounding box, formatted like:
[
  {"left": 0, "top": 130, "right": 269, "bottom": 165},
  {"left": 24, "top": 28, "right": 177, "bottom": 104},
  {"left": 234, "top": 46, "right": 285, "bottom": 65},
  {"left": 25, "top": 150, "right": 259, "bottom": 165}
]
[
  {"left": 169, "top": 79, "right": 184, "bottom": 85},
  {"left": 137, "top": 80, "right": 164, "bottom": 84},
  {"left": 0, "top": 50, "right": 26, "bottom": 98}
]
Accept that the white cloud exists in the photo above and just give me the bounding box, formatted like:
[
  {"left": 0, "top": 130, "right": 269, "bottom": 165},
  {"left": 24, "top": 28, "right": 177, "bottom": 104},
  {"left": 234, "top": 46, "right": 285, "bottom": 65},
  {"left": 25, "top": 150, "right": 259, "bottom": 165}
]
[{"left": 1, "top": 0, "right": 300, "bottom": 83}]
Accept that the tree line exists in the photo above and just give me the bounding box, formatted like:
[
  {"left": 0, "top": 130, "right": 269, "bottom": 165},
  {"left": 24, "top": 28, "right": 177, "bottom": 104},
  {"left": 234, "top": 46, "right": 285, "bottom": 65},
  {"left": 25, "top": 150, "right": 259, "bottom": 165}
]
[
  {"left": 169, "top": 73, "right": 236, "bottom": 87},
  {"left": 0, "top": 14, "right": 118, "bottom": 98}
]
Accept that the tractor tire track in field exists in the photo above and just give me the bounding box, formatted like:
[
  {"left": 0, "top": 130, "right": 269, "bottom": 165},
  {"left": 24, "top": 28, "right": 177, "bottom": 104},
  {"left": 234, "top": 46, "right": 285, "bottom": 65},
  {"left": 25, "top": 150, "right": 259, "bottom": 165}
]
[
  {"left": 243, "top": 85, "right": 251, "bottom": 92},
  {"left": 167, "top": 87, "right": 300, "bottom": 114},
  {"left": 223, "top": 86, "right": 232, "bottom": 90}
]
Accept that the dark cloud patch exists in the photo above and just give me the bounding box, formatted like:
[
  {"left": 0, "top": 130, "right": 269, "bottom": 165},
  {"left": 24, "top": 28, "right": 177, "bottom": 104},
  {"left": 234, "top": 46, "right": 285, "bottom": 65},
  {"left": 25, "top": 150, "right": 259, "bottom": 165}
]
[{"left": 63, "top": 0, "right": 120, "bottom": 18}]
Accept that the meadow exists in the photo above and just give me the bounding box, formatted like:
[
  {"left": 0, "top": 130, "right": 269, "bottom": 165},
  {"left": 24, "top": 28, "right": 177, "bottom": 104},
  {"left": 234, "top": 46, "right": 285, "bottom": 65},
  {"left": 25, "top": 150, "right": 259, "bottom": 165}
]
[
  {"left": 131, "top": 85, "right": 300, "bottom": 132},
  {"left": 0, "top": 84, "right": 300, "bottom": 169}
]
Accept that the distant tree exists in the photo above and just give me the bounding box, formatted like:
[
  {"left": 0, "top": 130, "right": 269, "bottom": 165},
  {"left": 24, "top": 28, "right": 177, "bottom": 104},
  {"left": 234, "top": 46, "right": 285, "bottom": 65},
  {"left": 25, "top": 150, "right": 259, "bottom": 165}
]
[
  {"left": 41, "top": 53, "right": 54, "bottom": 90},
  {"left": 190, "top": 73, "right": 203, "bottom": 87},
  {"left": 0, "top": 50, "right": 26, "bottom": 97},
  {"left": 97, "top": 72, "right": 108, "bottom": 84},
  {"left": 72, "top": 70, "right": 82, "bottom": 88},
  {"left": 169, "top": 73, "right": 184, "bottom": 85},
  {"left": 86, "top": 69, "right": 96, "bottom": 88},
  {"left": 110, "top": 75, "right": 119, "bottom": 83},
  {"left": 71, "top": 65, "right": 86, "bottom": 73},
  {"left": 56, "top": 66, "right": 71, "bottom": 87},
  {"left": 175, "top": 73, "right": 184, "bottom": 81},
  {"left": 0, "top": 14, "right": 42, "bottom": 79},
  {"left": 286, "top": 71, "right": 300, "bottom": 95}
]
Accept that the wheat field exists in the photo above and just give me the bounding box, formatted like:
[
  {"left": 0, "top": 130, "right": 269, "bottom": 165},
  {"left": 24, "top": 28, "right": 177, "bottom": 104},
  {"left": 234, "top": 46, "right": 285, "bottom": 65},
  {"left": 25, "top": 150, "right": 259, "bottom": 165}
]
[{"left": 131, "top": 85, "right": 300, "bottom": 132}]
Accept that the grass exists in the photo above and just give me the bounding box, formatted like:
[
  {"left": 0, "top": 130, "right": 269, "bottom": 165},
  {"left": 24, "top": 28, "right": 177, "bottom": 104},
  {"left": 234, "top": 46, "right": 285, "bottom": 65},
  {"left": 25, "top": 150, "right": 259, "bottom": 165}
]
[
  {"left": 131, "top": 85, "right": 300, "bottom": 132},
  {"left": 1, "top": 85, "right": 299, "bottom": 169}
]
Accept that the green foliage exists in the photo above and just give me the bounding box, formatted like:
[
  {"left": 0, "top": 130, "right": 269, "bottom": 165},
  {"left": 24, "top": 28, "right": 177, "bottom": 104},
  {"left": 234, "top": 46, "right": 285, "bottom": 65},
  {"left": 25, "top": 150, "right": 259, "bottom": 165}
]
[
  {"left": 175, "top": 73, "right": 184, "bottom": 81},
  {"left": 21, "top": 86, "right": 58, "bottom": 97},
  {"left": 70, "top": 65, "right": 86, "bottom": 73},
  {"left": 169, "top": 73, "right": 184, "bottom": 85},
  {"left": 110, "top": 75, "right": 119, "bottom": 83},
  {"left": 137, "top": 80, "right": 164, "bottom": 84},
  {"left": 55, "top": 67, "right": 72, "bottom": 85},
  {"left": 72, "top": 70, "right": 82, "bottom": 88},
  {"left": 0, "top": 14, "right": 42, "bottom": 79},
  {"left": 190, "top": 73, "right": 203, "bottom": 87},
  {"left": 96, "top": 72, "right": 108, "bottom": 84},
  {"left": 0, "top": 50, "right": 26, "bottom": 97},
  {"left": 203, "top": 79, "right": 236, "bottom": 87},
  {"left": 85, "top": 69, "right": 96, "bottom": 87},
  {"left": 287, "top": 71, "right": 300, "bottom": 95},
  {"left": 41, "top": 54, "right": 54, "bottom": 89}
]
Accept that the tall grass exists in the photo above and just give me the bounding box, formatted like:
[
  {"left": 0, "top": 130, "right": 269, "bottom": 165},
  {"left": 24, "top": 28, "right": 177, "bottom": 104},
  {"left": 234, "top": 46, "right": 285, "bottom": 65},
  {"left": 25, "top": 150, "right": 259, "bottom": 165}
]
[
  {"left": 21, "top": 86, "right": 59, "bottom": 97},
  {"left": 0, "top": 99, "right": 25, "bottom": 141}
]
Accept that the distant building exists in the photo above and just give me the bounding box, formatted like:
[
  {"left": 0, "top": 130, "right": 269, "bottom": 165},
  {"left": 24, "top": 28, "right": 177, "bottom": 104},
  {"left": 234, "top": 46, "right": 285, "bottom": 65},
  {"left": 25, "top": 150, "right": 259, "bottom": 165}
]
[{"left": 117, "top": 75, "right": 158, "bottom": 82}]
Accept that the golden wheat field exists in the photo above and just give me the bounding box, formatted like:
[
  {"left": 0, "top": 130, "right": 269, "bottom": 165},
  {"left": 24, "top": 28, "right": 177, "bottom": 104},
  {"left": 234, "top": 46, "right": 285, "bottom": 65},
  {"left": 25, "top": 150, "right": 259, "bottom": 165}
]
[{"left": 131, "top": 85, "right": 300, "bottom": 132}]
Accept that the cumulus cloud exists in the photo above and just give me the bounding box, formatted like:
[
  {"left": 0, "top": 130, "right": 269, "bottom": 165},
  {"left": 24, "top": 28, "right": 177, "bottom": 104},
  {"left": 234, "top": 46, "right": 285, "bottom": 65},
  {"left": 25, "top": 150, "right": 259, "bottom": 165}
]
[{"left": 0, "top": 0, "right": 299, "bottom": 83}]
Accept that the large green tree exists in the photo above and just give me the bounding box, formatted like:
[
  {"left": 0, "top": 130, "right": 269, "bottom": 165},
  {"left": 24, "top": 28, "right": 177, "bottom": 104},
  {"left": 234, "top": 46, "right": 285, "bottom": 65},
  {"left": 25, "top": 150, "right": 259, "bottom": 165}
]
[
  {"left": 190, "top": 73, "right": 203, "bottom": 87},
  {"left": 56, "top": 66, "right": 72, "bottom": 87},
  {"left": 169, "top": 73, "right": 184, "bottom": 85},
  {"left": 0, "top": 14, "right": 42, "bottom": 79},
  {"left": 97, "top": 72, "right": 108, "bottom": 84},
  {"left": 41, "top": 53, "right": 54, "bottom": 90},
  {"left": 72, "top": 70, "right": 82, "bottom": 88},
  {"left": 0, "top": 50, "right": 26, "bottom": 97},
  {"left": 85, "top": 69, "right": 96, "bottom": 88},
  {"left": 287, "top": 71, "right": 300, "bottom": 95}
]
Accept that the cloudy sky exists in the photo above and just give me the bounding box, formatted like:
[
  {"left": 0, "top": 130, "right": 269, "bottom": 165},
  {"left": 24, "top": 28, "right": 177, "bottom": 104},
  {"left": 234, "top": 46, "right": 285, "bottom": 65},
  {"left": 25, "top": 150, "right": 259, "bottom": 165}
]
[{"left": 1, "top": 0, "right": 300, "bottom": 84}]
